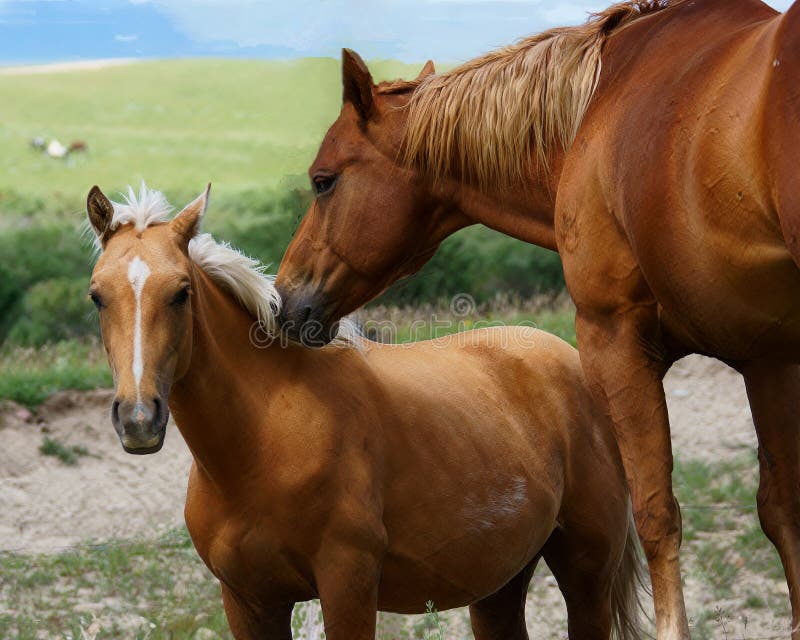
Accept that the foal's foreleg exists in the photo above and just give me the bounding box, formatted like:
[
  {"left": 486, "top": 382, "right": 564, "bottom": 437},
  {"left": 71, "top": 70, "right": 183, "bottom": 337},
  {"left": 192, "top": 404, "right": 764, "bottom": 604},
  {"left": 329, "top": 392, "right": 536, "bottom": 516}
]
[
  {"left": 576, "top": 310, "right": 689, "bottom": 640},
  {"left": 742, "top": 360, "right": 800, "bottom": 639},
  {"left": 315, "top": 542, "right": 383, "bottom": 640},
  {"left": 220, "top": 584, "right": 293, "bottom": 640}
]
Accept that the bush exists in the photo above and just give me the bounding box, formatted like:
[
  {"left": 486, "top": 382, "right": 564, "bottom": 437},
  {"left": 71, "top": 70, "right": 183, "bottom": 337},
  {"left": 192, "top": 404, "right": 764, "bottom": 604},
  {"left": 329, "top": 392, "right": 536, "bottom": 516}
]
[
  {"left": 0, "top": 225, "right": 93, "bottom": 343},
  {"left": 6, "top": 277, "right": 96, "bottom": 347},
  {"left": 206, "top": 187, "right": 312, "bottom": 269},
  {"left": 379, "top": 226, "right": 565, "bottom": 306}
]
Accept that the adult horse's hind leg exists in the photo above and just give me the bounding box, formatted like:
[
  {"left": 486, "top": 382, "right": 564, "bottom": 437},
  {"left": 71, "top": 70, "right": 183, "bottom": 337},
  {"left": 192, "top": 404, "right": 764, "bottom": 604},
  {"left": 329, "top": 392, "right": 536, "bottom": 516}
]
[
  {"left": 741, "top": 360, "right": 800, "bottom": 639},
  {"left": 468, "top": 556, "right": 539, "bottom": 640},
  {"left": 575, "top": 308, "right": 688, "bottom": 640}
]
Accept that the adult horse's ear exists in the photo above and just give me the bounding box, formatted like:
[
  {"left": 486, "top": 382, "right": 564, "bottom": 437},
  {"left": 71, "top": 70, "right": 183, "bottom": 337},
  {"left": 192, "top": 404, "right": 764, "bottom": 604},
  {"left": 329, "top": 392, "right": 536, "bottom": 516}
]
[
  {"left": 87, "top": 185, "right": 115, "bottom": 246},
  {"left": 417, "top": 60, "right": 435, "bottom": 81},
  {"left": 342, "top": 48, "right": 374, "bottom": 120},
  {"left": 171, "top": 183, "right": 211, "bottom": 247}
]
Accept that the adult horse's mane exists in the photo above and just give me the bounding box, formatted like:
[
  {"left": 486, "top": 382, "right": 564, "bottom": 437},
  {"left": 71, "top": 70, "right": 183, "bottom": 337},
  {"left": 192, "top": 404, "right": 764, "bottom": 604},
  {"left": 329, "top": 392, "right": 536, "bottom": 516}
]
[
  {"left": 388, "top": 0, "right": 684, "bottom": 189},
  {"left": 98, "top": 183, "right": 361, "bottom": 344}
]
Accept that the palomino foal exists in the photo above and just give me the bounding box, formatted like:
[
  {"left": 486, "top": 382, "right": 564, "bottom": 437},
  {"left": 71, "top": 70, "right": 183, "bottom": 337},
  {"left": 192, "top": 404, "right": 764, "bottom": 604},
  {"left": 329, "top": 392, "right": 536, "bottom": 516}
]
[{"left": 87, "top": 183, "right": 643, "bottom": 639}]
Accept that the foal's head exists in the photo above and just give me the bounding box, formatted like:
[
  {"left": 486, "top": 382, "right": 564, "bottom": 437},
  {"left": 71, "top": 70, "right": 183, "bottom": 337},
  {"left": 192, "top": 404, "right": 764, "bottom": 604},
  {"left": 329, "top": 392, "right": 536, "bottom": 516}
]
[
  {"left": 87, "top": 184, "right": 208, "bottom": 454},
  {"left": 275, "top": 50, "right": 460, "bottom": 345}
]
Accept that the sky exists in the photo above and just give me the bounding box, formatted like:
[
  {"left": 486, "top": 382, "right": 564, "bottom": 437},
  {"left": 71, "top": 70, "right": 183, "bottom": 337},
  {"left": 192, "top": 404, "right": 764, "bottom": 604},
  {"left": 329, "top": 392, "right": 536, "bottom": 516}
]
[{"left": 0, "top": 0, "right": 794, "bottom": 65}]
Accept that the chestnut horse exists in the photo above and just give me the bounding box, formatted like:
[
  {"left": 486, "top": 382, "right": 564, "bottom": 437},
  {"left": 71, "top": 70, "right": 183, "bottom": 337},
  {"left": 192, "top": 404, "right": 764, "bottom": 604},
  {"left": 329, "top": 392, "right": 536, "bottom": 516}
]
[
  {"left": 274, "top": 1, "right": 800, "bottom": 637},
  {"left": 86, "top": 183, "right": 644, "bottom": 639}
]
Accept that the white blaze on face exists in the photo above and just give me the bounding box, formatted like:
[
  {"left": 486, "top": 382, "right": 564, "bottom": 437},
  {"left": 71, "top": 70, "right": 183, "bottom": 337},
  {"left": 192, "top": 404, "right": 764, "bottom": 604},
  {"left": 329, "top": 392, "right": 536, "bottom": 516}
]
[{"left": 127, "top": 256, "right": 151, "bottom": 406}]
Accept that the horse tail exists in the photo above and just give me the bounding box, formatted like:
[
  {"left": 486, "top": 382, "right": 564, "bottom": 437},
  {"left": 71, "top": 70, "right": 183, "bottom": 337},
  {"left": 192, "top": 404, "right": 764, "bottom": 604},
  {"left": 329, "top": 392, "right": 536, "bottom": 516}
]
[{"left": 610, "top": 506, "right": 650, "bottom": 640}]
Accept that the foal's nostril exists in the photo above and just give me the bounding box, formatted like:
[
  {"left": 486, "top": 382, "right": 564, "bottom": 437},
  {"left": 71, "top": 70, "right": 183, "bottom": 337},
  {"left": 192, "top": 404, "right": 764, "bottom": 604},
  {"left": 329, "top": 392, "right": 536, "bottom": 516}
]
[
  {"left": 300, "top": 305, "right": 312, "bottom": 325},
  {"left": 111, "top": 399, "right": 121, "bottom": 425},
  {"left": 152, "top": 397, "right": 161, "bottom": 425}
]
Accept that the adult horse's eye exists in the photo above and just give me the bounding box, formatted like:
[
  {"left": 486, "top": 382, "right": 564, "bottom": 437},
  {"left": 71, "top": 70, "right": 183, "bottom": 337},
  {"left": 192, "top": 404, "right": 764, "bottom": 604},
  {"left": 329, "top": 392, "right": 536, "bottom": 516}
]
[
  {"left": 312, "top": 174, "right": 337, "bottom": 196},
  {"left": 171, "top": 286, "right": 191, "bottom": 307},
  {"left": 89, "top": 291, "right": 104, "bottom": 310}
]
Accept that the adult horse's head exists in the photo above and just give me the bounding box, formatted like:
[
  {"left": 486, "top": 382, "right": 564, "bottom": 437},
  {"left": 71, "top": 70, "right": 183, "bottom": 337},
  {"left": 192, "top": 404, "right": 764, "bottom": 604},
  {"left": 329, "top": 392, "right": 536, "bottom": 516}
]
[
  {"left": 275, "top": 50, "right": 473, "bottom": 345},
  {"left": 87, "top": 184, "right": 208, "bottom": 454}
]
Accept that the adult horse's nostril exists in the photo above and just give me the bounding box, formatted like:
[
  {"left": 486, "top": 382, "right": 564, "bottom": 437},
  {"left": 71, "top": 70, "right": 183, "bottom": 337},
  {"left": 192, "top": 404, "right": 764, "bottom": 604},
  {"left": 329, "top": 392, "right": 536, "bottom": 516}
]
[
  {"left": 300, "top": 305, "right": 312, "bottom": 325},
  {"left": 112, "top": 399, "right": 121, "bottom": 425}
]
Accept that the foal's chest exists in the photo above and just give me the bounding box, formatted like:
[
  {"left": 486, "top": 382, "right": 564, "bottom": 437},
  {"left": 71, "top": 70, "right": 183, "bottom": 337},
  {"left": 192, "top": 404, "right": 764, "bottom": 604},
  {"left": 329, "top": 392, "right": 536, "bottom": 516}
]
[{"left": 185, "top": 476, "right": 317, "bottom": 603}]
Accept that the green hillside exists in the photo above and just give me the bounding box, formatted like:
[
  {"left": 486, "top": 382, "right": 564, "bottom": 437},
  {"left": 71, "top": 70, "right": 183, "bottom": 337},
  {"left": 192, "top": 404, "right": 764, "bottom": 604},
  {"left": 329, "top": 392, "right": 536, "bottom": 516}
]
[{"left": 0, "top": 57, "right": 422, "bottom": 221}]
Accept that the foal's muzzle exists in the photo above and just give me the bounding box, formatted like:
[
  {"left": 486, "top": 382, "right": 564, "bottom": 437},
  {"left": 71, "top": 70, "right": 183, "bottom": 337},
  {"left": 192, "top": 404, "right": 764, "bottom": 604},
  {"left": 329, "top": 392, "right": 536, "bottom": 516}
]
[
  {"left": 275, "top": 285, "right": 339, "bottom": 347},
  {"left": 111, "top": 396, "right": 169, "bottom": 454}
]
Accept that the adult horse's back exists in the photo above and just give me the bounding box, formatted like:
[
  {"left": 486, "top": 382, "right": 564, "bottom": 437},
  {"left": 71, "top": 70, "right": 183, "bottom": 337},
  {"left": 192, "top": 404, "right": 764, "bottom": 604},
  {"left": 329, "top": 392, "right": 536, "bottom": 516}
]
[{"left": 275, "top": 1, "right": 800, "bottom": 637}]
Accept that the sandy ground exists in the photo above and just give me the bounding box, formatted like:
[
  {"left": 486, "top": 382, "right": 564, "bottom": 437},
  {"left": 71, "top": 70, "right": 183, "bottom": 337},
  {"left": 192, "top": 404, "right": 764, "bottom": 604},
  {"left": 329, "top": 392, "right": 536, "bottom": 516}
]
[
  {"left": 0, "top": 58, "right": 139, "bottom": 76},
  {"left": 0, "top": 354, "right": 774, "bottom": 638}
]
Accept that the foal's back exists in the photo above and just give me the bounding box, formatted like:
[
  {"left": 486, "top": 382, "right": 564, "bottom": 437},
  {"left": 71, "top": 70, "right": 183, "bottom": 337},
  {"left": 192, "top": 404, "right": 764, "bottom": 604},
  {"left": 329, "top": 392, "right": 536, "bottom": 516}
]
[{"left": 363, "top": 326, "right": 627, "bottom": 612}]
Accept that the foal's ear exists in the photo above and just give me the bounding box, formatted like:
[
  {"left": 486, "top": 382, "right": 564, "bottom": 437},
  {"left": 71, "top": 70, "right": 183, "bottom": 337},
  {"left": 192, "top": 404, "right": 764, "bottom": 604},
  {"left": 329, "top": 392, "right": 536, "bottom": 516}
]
[
  {"left": 342, "top": 48, "right": 374, "bottom": 120},
  {"left": 171, "top": 183, "right": 211, "bottom": 247},
  {"left": 87, "top": 185, "right": 115, "bottom": 246},
  {"left": 417, "top": 60, "right": 435, "bottom": 81}
]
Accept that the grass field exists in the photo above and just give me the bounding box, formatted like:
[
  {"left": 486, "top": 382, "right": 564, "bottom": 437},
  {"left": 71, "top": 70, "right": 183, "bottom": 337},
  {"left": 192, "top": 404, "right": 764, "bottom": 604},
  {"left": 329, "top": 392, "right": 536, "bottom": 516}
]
[{"left": 0, "top": 58, "right": 424, "bottom": 222}]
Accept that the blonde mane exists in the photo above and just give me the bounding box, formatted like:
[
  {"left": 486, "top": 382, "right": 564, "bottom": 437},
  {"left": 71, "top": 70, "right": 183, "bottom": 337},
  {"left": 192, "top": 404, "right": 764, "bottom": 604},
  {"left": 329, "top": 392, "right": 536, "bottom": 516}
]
[
  {"left": 398, "top": 0, "right": 681, "bottom": 190},
  {"left": 102, "top": 183, "right": 360, "bottom": 347}
]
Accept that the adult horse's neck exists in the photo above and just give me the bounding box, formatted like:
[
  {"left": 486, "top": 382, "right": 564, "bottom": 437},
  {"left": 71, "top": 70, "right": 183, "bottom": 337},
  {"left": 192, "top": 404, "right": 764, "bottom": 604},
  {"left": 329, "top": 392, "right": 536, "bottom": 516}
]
[
  {"left": 439, "top": 152, "right": 563, "bottom": 251},
  {"left": 168, "top": 266, "right": 285, "bottom": 491}
]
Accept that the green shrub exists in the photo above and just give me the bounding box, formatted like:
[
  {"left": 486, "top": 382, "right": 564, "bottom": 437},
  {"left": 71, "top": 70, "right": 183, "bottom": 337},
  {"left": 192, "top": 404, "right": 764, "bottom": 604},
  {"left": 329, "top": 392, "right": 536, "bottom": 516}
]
[
  {"left": 379, "top": 226, "right": 565, "bottom": 306},
  {"left": 7, "top": 277, "right": 96, "bottom": 347},
  {"left": 206, "top": 186, "right": 312, "bottom": 268},
  {"left": 0, "top": 225, "right": 93, "bottom": 343}
]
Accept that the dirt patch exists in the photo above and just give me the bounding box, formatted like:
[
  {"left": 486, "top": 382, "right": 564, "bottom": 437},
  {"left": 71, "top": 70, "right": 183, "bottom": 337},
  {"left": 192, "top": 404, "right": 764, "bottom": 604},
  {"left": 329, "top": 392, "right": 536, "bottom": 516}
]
[
  {"left": 0, "top": 389, "right": 192, "bottom": 553},
  {"left": 664, "top": 355, "right": 756, "bottom": 461}
]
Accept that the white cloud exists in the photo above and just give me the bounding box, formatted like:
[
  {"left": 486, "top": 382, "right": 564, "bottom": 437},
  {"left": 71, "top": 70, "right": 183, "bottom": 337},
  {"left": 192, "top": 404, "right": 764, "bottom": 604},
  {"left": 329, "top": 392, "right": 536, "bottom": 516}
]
[
  {"left": 129, "top": 0, "right": 797, "bottom": 61},
  {"left": 130, "top": 0, "right": 573, "bottom": 60},
  {"left": 114, "top": 33, "right": 139, "bottom": 42}
]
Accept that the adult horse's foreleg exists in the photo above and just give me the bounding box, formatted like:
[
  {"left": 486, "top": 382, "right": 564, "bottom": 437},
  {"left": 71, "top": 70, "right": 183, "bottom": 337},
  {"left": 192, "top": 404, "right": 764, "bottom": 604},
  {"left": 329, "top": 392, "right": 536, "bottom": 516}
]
[
  {"left": 468, "top": 556, "right": 539, "bottom": 640},
  {"left": 220, "top": 584, "right": 293, "bottom": 640},
  {"left": 741, "top": 360, "right": 800, "bottom": 639},
  {"left": 576, "top": 310, "right": 689, "bottom": 640}
]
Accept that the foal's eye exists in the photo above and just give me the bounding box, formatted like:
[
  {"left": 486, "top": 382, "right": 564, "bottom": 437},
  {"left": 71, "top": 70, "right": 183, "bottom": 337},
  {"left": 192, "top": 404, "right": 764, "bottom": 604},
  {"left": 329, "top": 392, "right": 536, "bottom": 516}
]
[
  {"left": 170, "top": 285, "right": 191, "bottom": 307},
  {"left": 88, "top": 291, "right": 104, "bottom": 310},
  {"left": 312, "top": 174, "right": 337, "bottom": 197}
]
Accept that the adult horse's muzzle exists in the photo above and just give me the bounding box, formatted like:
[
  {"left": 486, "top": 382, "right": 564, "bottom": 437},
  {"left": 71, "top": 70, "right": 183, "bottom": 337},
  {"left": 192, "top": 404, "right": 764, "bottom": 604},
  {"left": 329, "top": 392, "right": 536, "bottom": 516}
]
[
  {"left": 275, "top": 284, "right": 339, "bottom": 348},
  {"left": 111, "top": 396, "right": 169, "bottom": 454}
]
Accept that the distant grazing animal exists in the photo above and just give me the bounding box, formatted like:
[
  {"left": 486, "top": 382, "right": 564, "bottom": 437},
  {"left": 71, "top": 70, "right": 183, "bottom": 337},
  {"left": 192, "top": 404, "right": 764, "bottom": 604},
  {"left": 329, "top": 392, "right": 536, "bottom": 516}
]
[
  {"left": 33, "top": 138, "right": 89, "bottom": 159},
  {"left": 67, "top": 140, "right": 88, "bottom": 154},
  {"left": 274, "top": 1, "right": 800, "bottom": 637},
  {"left": 87, "top": 182, "right": 645, "bottom": 640},
  {"left": 45, "top": 139, "right": 68, "bottom": 159}
]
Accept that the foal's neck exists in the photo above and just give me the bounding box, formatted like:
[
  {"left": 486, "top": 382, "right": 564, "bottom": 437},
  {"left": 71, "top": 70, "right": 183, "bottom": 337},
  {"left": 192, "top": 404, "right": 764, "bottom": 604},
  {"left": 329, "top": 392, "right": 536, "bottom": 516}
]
[{"left": 168, "top": 266, "right": 284, "bottom": 490}]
